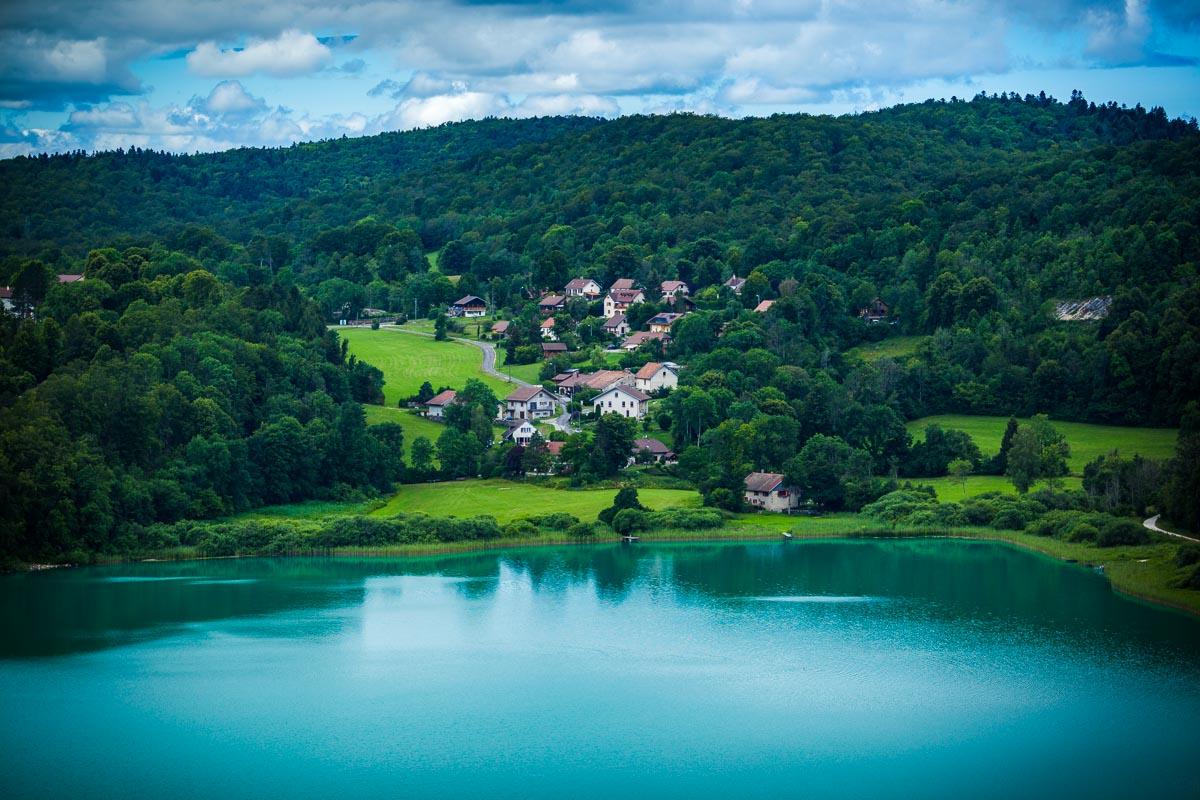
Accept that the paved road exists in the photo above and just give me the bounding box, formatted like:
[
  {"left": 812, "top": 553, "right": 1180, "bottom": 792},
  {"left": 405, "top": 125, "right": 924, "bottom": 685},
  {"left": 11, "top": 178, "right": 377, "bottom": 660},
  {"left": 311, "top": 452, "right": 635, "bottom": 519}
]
[
  {"left": 1143, "top": 514, "right": 1199, "bottom": 543},
  {"left": 384, "top": 325, "right": 577, "bottom": 433}
]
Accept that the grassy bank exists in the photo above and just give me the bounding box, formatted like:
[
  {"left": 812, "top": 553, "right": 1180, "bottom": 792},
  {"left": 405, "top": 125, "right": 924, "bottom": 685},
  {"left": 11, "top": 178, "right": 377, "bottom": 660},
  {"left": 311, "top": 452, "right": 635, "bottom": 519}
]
[
  {"left": 336, "top": 326, "right": 512, "bottom": 400},
  {"left": 906, "top": 414, "right": 1177, "bottom": 474}
]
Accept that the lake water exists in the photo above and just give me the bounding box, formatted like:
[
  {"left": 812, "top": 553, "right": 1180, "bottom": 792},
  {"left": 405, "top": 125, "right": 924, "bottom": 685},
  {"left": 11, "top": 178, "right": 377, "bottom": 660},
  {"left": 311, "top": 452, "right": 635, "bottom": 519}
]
[{"left": 2, "top": 539, "right": 1199, "bottom": 799}]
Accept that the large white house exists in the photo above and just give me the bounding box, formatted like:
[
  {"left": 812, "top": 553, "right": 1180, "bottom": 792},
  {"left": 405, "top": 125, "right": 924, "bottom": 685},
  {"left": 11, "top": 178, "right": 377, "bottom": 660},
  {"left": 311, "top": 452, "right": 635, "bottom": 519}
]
[
  {"left": 634, "top": 362, "right": 678, "bottom": 393},
  {"left": 505, "top": 386, "right": 558, "bottom": 420},
  {"left": 743, "top": 472, "right": 801, "bottom": 513},
  {"left": 565, "top": 278, "right": 602, "bottom": 299},
  {"left": 592, "top": 384, "right": 650, "bottom": 419},
  {"left": 603, "top": 288, "right": 645, "bottom": 318}
]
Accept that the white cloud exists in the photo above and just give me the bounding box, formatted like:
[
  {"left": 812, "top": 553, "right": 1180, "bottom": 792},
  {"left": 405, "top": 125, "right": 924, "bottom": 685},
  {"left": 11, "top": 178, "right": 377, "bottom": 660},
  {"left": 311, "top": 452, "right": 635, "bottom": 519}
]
[
  {"left": 380, "top": 91, "right": 512, "bottom": 130},
  {"left": 1085, "top": 0, "right": 1152, "bottom": 63},
  {"left": 186, "top": 30, "right": 333, "bottom": 78},
  {"left": 200, "top": 80, "right": 266, "bottom": 115}
]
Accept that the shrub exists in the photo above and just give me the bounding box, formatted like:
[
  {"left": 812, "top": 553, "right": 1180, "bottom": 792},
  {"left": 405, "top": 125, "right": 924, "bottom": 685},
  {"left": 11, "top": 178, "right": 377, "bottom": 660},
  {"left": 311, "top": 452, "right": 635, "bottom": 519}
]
[
  {"left": 526, "top": 512, "right": 578, "bottom": 531},
  {"left": 612, "top": 508, "right": 647, "bottom": 534},
  {"left": 1067, "top": 523, "right": 1099, "bottom": 543},
  {"left": 1096, "top": 518, "right": 1150, "bottom": 548},
  {"left": 643, "top": 508, "right": 724, "bottom": 530},
  {"left": 1175, "top": 544, "right": 1200, "bottom": 568},
  {"left": 502, "top": 520, "right": 538, "bottom": 538},
  {"left": 861, "top": 490, "right": 937, "bottom": 525},
  {"left": 990, "top": 508, "right": 1028, "bottom": 531},
  {"left": 567, "top": 521, "right": 597, "bottom": 538},
  {"left": 1181, "top": 564, "right": 1200, "bottom": 590}
]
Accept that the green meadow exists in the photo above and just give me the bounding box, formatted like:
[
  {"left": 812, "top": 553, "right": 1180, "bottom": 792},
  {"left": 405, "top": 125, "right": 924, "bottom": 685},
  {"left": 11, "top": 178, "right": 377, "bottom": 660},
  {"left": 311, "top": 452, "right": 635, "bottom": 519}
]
[
  {"left": 368, "top": 479, "right": 702, "bottom": 523},
  {"left": 906, "top": 414, "right": 1177, "bottom": 474},
  {"left": 337, "top": 326, "right": 514, "bottom": 401},
  {"left": 845, "top": 335, "right": 929, "bottom": 363}
]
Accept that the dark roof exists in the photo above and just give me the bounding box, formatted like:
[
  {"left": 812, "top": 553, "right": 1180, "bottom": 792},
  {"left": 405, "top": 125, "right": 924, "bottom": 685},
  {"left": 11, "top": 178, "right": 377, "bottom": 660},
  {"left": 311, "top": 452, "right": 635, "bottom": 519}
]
[
  {"left": 634, "top": 438, "right": 671, "bottom": 455},
  {"left": 610, "top": 278, "right": 635, "bottom": 290},
  {"left": 541, "top": 342, "right": 568, "bottom": 352},
  {"left": 602, "top": 313, "right": 626, "bottom": 328},
  {"left": 744, "top": 472, "right": 786, "bottom": 492},
  {"left": 426, "top": 389, "right": 457, "bottom": 406},
  {"left": 609, "top": 288, "right": 643, "bottom": 303},
  {"left": 491, "top": 320, "right": 510, "bottom": 332},
  {"left": 565, "top": 278, "right": 598, "bottom": 290},
  {"left": 57, "top": 274, "right": 84, "bottom": 283},
  {"left": 539, "top": 294, "right": 566, "bottom": 306},
  {"left": 452, "top": 295, "right": 485, "bottom": 306}
]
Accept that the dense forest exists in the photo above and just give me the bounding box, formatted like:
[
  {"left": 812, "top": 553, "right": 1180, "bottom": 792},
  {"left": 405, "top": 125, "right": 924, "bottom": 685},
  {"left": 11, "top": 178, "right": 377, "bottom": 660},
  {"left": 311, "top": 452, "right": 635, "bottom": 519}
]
[{"left": 2, "top": 92, "right": 1199, "bottom": 560}]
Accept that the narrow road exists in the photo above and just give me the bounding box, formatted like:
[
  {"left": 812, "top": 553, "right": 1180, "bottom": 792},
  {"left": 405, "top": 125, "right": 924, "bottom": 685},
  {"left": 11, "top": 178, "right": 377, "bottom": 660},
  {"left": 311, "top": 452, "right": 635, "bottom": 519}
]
[
  {"left": 385, "top": 325, "right": 577, "bottom": 433},
  {"left": 1143, "top": 514, "right": 1199, "bottom": 543}
]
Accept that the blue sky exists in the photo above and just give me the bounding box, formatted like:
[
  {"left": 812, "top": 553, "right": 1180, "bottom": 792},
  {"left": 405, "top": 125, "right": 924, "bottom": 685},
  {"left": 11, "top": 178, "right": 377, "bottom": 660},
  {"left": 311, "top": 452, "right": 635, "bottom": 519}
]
[{"left": 1, "top": 0, "right": 1197, "bottom": 157}]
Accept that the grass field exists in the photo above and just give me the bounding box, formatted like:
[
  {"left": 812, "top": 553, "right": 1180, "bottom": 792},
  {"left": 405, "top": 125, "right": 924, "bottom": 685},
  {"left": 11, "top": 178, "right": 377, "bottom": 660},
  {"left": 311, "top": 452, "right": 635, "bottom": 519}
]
[
  {"left": 912, "top": 474, "right": 1083, "bottom": 502},
  {"left": 906, "top": 414, "right": 1177, "bottom": 474},
  {"left": 846, "top": 335, "right": 929, "bottom": 363},
  {"left": 360, "top": 405, "right": 499, "bottom": 458},
  {"left": 369, "top": 479, "right": 702, "bottom": 522},
  {"left": 337, "top": 327, "right": 512, "bottom": 402}
]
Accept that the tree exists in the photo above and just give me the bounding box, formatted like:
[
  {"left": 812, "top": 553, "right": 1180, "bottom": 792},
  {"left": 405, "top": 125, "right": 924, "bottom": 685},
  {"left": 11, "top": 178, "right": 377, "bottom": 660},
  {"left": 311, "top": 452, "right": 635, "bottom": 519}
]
[
  {"left": 410, "top": 436, "right": 435, "bottom": 475},
  {"left": 784, "top": 434, "right": 872, "bottom": 510},
  {"left": 590, "top": 413, "right": 638, "bottom": 477},
  {"left": 1162, "top": 402, "right": 1200, "bottom": 532},
  {"left": 599, "top": 487, "right": 645, "bottom": 526},
  {"left": 947, "top": 458, "right": 972, "bottom": 492},
  {"left": 434, "top": 314, "right": 449, "bottom": 340},
  {"left": 436, "top": 427, "right": 483, "bottom": 478},
  {"left": 1006, "top": 428, "right": 1041, "bottom": 493}
]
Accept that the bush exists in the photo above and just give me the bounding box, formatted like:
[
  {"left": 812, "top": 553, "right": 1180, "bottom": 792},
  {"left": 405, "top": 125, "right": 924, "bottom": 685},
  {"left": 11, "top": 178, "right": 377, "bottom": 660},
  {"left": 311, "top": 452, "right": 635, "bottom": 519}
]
[
  {"left": 643, "top": 508, "right": 724, "bottom": 530},
  {"left": 1181, "top": 564, "right": 1200, "bottom": 590},
  {"left": 990, "top": 508, "right": 1028, "bottom": 531},
  {"left": 1096, "top": 518, "right": 1150, "bottom": 548},
  {"left": 502, "top": 520, "right": 538, "bottom": 538},
  {"left": 612, "top": 508, "right": 647, "bottom": 534},
  {"left": 1175, "top": 544, "right": 1200, "bottom": 568},
  {"left": 567, "top": 521, "right": 597, "bottom": 538},
  {"left": 1066, "top": 523, "right": 1099, "bottom": 543},
  {"left": 703, "top": 487, "right": 743, "bottom": 511},
  {"left": 526, "top": 512, "right": 579, "bottom": 531}
]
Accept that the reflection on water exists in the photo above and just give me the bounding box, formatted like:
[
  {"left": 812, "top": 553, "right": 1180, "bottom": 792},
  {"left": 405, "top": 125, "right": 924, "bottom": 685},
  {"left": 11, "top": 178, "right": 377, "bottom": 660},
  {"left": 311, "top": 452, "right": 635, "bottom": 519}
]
[{"left": 1, "top": 539, "right": 1199, "bottom": 800}]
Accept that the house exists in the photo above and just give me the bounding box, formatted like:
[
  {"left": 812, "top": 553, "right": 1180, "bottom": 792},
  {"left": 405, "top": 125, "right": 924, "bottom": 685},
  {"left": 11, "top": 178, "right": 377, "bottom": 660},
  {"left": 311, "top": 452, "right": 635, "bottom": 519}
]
[
  {"left": 743, "top": 472, "right": 801, "bottom": 513},
  {"left": 634, "top": 362, "right": 678, "bottom": 393},
  {"left": 57, "top": 274, "right": 84, "bottom": 284},
  {"left": 541, "top": 342, "right": 568, "bottom": 359},
  {"left": 603, "top": 288, "right": 646, "bottom": 318},
  {"left": 553, "top": 369, "right": 634, "bottom": 398},
  {"left": 592, "top": 384, "right": 650, "bottom": 419},
  {"left": 633, "top": 438, "right": 676, "bottom": 464},
  {"left": 621, "top": 331, "right": 670, "bottom": 351},
  {"left": 502, "top": 419, "right": 538, "bottom": 446},
  {"left": 724, "top": 275, "right": 746, "bottom": 294},
  {"left": 858, "top": 298, "right": 889, "bottom": 323},
  {"left": 753, "top": 299, "right": 774, "bottom": 314},
  {"left": 491, "top": 320, "right": 510, "bottom": 339},
  {"left": 425, "top": 389, "right": 457, "bottom": 419},
  {"left": 0, "top": 287, "right": 13, "bottom": 315},
  {"left": 538, "top": 294, "right": 567, "bottom": 315},
  {"left": 660, "top": 280, "right": 690, "bottom": 302},
  {"left": 602, "top": 313, "right": 630, "bottom": 337},
  {"left": 610, "top": 278, "right": 636, "bottom": 292},
  {"left": 647, "top": 312, "right": 683, "bottom": 333},
  {"left": 505, "top": 386, "right": 559, "bottom": 420},
  {"left": 539, "top": 316, "right": 558, "bottom": 341},
  {"left": 449, "top": 295, "right": 487, "bottom": 317},
  {"left": 565, "top": 278, "right": 603, "bottom": 299}
]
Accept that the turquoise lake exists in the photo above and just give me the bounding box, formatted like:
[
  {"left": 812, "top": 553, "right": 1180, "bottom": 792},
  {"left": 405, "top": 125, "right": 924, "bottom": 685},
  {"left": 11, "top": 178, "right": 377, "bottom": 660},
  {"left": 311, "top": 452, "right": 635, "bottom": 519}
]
[{"left": 2, "top": 539, "right": 1199, "bottom": 798}]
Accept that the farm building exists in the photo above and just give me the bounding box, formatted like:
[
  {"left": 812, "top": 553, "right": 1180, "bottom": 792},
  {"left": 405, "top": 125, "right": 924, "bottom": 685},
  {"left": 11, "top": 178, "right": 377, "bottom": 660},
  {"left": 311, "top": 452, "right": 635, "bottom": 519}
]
[
  {"left": 541, "top": 342, "right": 568, "bottom": 359},
  {"left": 425, "top": 389, "right": 457, "bottom": 419},
  {"left": 743, "top": 472, "right": 800, "bottom": 513}
]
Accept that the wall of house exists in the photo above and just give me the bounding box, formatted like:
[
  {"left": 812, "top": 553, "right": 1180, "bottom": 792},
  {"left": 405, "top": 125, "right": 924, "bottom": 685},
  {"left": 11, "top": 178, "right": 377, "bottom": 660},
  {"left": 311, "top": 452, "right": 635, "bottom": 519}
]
[{"left": 594, "top": 394, "right": 645, "bottom": 419}]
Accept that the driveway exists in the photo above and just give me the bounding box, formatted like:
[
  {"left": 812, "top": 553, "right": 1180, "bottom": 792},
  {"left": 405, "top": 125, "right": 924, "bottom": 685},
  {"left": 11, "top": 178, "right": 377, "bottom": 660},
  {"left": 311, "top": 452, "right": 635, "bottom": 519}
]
[{"left": 1143, "top": 514, "right": 1199, "bottom": 543}]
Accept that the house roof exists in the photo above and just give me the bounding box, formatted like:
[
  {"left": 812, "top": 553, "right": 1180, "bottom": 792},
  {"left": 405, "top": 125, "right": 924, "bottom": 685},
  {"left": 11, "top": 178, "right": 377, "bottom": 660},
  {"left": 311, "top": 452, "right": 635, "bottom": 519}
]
[
  {"left": 540, "top": 317, "right": 556, "bottom": 328},
  {"left": 0, "top": 287, "right": 11, "bottom": 299},
  {"left": 585, "top": 370, "right": 631, "bottom": 390},
  {"left": 541, "top": 342, "right": 568, "bottom": 352},
  {"left": 565, "top": 278, "right": 598, "bottom": 290},
  {"left": 506, "top": 385, "right": 552, "bottom": 403},
  {"left": 610, "top": 278, "right": 635, "bottom": 291},
  {"left": 608, "top": 288, "right": 643, "bottom": 304},
  {"left": 724, "top": 275, "right": 745, "bottom": 289},
  {"left": 602, "top": 313, "right": 626, "bottom": 329},
  {"left": 635, "top": 361, "right": 675, "bottom": 380},
  {"left": 595, "top": 384, "right": 650, "bottom": 402},
  {"left": 634, "top": 438, "right": 671, "bottom": 455},
  {"left": 753, "top": 300, "right": 774, "bottom": 313},
  {"left": 744, "top": 472, "right": 786, "bottom": 492},
  {"left": 661, "top": 280, "right": 688, "bottom": 292},
  {"left": 503, "top": 420, "right": 537, "bottom": 440},
  {"left": 57, "top": 274, "right": 84, "bottom": 283},
  {"left": 546, "top": 441, "right": 565, "bottom": 456},
  {"left": 622, "top": 331, "right": 669, "bottom": 348},
  {"left": 427, "top": 389, "right": 457, "bottom": 406},
  {"left": 539, "top": 294, "right": 566, "bottom": 306},
  {"left": 648, "top": 312, "right": 682, "bottom": 326},
  {"left": 452, "top": 295, "right": 485, "bottom": 307},
  {"left": 491, "top": 320, "right": 510, "bottom": 332}
]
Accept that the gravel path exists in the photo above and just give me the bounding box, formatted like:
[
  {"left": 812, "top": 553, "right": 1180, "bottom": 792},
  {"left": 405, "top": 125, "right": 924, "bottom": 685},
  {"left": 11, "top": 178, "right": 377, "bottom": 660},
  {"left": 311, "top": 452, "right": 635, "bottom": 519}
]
[{"left": 1143, "top": 514, "right": 1199, "bottom": 543}]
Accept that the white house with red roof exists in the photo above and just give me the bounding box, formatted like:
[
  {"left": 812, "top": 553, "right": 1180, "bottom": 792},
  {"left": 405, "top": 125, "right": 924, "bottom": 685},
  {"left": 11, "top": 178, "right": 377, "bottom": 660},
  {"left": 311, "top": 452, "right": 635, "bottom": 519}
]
[
  {"left": 425, "top": 389, "right": 457, "bottom": 419},
  {"left": 565, "top": 278, "right": 602, "bottom": 299},
  {"left": 634, "top": 362, "right": 678, "bottom": 393}
]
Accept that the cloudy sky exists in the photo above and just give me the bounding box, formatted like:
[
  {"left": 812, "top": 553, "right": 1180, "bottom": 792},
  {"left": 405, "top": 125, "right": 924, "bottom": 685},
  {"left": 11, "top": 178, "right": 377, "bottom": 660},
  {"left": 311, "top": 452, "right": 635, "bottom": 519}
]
[{"left": 1, "top": 0, "right": 1197, "bottom": 157}]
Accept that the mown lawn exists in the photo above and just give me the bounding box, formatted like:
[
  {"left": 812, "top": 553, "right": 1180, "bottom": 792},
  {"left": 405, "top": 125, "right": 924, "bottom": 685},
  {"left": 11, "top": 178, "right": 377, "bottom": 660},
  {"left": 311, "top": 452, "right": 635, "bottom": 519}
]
[
  {"left": 369, "top": 479, "right": 702, "bottom": 523},
  {"left": 906, "top": 414, "right": 1177, "bottom": 474},
  {"left": 337, "top": 326, "right": 512, "bottom": 401},
  {"left": 361, "top": 405, "right": 498, "bottom": 459},
  {"left": 497, "top": 352, "right": 544, "bottom": 384},
  {"left": 845, "top": 335, "right": 929, "bottom": 363},
  {"left": 911, "top": 474, "right": 1083, "bottom": 502}
]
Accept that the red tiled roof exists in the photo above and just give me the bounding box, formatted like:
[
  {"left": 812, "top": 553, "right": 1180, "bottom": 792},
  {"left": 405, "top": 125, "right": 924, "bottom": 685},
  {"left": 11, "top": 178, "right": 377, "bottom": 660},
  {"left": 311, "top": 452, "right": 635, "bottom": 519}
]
[
  {"left": 753, "top": 300, "right": 774, "bottom": 313},
  {"left": 506, "top": 385, "right": 551, "bottom": 402},
  {"left": 609, "top": 288, "right": 643, "bottom": 304},
  {"left": 635, "top": 362, "right": 663, "bottom": 379},
  {"left": 57, "top": 274, "right": 84, "bottom": 283},
  {"left": 546, "top": 441, "right": 565, "bottom": 455},
  {"left": 492, "top": 320, "right": 510, "bottom": 332},
  {"left": 427, "top": 389, "right": 457, "bottom": 406},
  {"left": 610, "top": 278, "right": 635, "bottom": 291}
]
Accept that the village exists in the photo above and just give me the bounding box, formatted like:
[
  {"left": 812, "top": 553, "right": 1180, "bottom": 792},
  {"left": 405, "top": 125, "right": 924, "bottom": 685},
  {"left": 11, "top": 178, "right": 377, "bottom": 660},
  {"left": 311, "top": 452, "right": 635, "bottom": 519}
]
[{"left": 430, "top": 275, "right": 806, "bottom": 512}]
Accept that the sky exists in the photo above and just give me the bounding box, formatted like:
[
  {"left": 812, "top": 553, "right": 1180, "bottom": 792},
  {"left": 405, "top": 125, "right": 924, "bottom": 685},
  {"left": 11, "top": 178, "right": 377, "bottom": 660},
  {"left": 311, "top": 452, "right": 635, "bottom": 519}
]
[{"left": 1, "top": 0, "right": 1197, "bottom": 158}]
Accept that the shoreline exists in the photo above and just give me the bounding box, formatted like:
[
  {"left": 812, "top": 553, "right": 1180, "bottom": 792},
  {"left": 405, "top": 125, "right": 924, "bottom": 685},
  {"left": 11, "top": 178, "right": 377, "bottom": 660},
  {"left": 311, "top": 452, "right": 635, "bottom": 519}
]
[{"left": 18, "top": 521, "right": 1198, "bottom": 618}]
